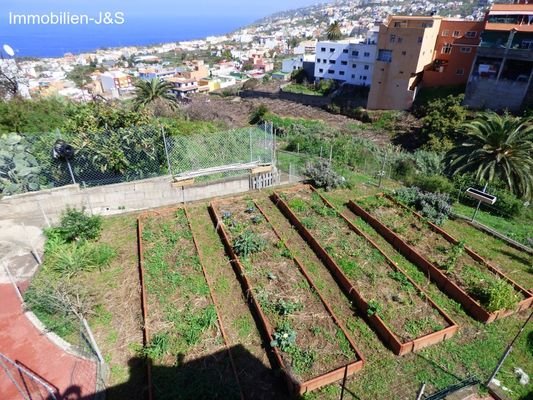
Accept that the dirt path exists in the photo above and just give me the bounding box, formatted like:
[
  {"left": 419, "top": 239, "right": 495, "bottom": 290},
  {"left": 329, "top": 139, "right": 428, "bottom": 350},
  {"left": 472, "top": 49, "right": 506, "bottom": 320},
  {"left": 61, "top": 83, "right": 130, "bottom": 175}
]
[{"left": 186, "top": 204, "right": 289, "bottom": 400}]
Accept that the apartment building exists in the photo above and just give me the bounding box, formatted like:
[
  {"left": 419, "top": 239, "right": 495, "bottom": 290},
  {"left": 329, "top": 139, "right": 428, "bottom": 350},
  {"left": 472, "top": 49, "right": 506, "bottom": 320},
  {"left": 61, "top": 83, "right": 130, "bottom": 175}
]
[
  {"left": 99, "top": 71, "right": 134, "bottom": 98},
  {"left": 314, "top": 30, "right": 378, "bottom": 86},
  {"left": 367, "top": 16, "right": 442, "bottom": 110},
  {"left": 423, "top": 19, "right": 484, "bottom": 87},
  {"left": 464, "top": 3, "right": 533, "bottom": 111}
]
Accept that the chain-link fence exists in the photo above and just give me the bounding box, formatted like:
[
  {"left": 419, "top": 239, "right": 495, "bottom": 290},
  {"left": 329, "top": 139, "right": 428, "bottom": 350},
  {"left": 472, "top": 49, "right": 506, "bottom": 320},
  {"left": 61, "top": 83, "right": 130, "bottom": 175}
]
[{"left": 166, "top": 123, "right": 275, "bottom": 182}]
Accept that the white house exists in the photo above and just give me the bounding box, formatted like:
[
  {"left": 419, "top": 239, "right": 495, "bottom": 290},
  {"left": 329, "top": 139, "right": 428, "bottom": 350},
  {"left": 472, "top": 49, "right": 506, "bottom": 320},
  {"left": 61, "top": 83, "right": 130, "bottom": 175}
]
[
  {"left": 282, "top": 54, "right": 315, "bottom": 73},
  {"left": 314, "top": 30, "right": 377, "bottom": 86}
]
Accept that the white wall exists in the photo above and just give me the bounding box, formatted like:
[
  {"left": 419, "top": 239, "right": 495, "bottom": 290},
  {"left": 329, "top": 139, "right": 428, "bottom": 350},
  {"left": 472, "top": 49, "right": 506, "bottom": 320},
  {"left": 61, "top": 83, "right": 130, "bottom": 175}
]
[{"left": 314, "top": 40, "right": 376, "bottom": 86}]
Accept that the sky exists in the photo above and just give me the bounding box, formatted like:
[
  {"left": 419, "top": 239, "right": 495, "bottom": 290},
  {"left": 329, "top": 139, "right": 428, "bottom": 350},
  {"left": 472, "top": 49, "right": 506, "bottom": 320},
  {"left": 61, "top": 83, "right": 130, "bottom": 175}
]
[{"left": 0, "top": 0, "right": 323, "bottom": 18}]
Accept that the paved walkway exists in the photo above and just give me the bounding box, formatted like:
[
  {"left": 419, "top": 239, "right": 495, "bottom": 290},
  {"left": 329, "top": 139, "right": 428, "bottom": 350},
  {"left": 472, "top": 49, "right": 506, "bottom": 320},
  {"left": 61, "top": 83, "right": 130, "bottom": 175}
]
[{"left": 0, "top": 283, "right": 97, "bottom": 400}]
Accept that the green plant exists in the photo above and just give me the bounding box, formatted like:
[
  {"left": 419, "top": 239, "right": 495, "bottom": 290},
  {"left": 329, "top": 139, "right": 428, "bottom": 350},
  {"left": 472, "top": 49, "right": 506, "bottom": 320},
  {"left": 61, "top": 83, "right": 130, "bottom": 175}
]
[
  {"left": 367, "top": 300, "right": 382, "bottom": 317},
  {"left": 49, "top": 207, "right": 103, "bottom": 242},
  {"left": 233, "top": 230, "right": 266, "bottom": 258},
  {"left": 394, "top": 187, "right": 452, "bottom": 225},
  {"left": 274, "top": 300, "right": 303, "bottom": 316},
  {"left": 287, "top": 346, "right": 316, "bottom": 374},
  {"left": 0, "top": 133, "right": 42, "bottom": 195},
  {"left": 304, "top": 160, "right": 345, "bottom": 191},
  {"left": 388, "top": 270, "right": 414, "bottom": 292},
  {"left": 270, "top": 322, "right": 297, "bottom": 351},
  {"left": 143, "top": 333, "right": 171, "bottom": 360},
  {"left": 464, "top": 266, "right": 520, "bottom": 312},
  {"left": 249, "top": 104, "right": 269, "bottom": 125},
  {"left": 288, "top": 197, "right": 308, "bottom": 212},
  {"left": 46, "top": 242, "right": 116, "bottom": 277},
  {"left": 441, "top": 241, "right": 466, "bottom": 273}
]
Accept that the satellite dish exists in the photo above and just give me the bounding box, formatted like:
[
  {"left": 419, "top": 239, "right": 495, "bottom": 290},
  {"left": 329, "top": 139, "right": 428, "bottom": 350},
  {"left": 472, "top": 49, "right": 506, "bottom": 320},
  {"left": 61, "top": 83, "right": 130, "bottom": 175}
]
[{"left": 3, "top": 44, "right": 15, "bottom": 57}]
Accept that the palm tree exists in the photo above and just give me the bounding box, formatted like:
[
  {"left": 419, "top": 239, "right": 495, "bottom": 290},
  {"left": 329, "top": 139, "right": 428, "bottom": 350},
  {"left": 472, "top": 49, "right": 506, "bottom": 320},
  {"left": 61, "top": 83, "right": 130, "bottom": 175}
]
[
  {"left": 444, "top": 112, "right": 533, "bottom": 199},
  {"left": 326, "top": 21, "right": 342, "bottom": 41},
  {"left": 133, "top": 78, "right": 178, "bottom": 111}
]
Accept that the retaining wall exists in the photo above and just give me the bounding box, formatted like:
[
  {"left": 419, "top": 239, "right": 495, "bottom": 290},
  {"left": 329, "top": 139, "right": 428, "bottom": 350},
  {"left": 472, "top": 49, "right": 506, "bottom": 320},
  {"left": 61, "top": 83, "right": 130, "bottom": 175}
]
[
  {"left": 0, "top": 175, "right": 250, "bottom": 226},
  {"left": 347, "top": 195, "right": 533, "bottom": 323}
]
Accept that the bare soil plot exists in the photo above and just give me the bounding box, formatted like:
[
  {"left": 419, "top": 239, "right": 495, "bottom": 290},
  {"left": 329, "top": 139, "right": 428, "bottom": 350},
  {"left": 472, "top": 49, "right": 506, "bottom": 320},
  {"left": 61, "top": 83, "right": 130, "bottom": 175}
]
[
  {"left": 140, "top": 208, "right": 241, "bottom": 400},
  {"left": 210, "top": 197, "right": 363, "bottom": 394},
  {"left": 273, "top": 186, "right": 456, "bottom": 354},
  {"left": 351, "top": 195, "right": 532, "bottom": 322}
]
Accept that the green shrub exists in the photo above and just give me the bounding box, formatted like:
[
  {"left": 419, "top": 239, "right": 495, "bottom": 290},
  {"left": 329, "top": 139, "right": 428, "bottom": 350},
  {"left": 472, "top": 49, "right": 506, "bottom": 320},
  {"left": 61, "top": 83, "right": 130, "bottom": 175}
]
[
  {"left": 367, "top": 299, "right": 382, "bottom": 317},
  {"left": 304, "top": 160, "right": 345, "bottom": 191},
  {"left": 288, "top": 198, "right": 308, "bottom": 212},
  {"left": 394, "top": 187, "right": 452, "bottom": 225},
  {"left": 46, "top": 242, "right": 116, "bottom": 277},
  {"left": 50, "top": 208, "right": 103, "bottom": 242},
  {"left": 411, "top": 175, "right": 455, "bottom": 195},
  {"left": 143, "top": 333, "right": 171, "bottom": 360},
  {"left": 392, "top": 159, "right": 417, "bottom": 182},
  {"left": 249, "top": 104, "right": 269, "bottom": 125},
  {"left": 464, "top": 267, "right": 520, "bottom": 312},
  {"left": 233, "top": 230, "right": 266, "bottom": 258},
  {"left": 274, "top": 300, "right": 303, "bottom": 316}
]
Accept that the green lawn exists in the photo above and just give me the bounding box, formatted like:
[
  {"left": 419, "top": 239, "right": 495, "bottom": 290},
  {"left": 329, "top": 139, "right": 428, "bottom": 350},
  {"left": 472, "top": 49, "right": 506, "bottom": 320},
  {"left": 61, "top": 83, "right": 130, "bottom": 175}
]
[{"left": 282, "top": 83, "right": 325, "bottom": 96}]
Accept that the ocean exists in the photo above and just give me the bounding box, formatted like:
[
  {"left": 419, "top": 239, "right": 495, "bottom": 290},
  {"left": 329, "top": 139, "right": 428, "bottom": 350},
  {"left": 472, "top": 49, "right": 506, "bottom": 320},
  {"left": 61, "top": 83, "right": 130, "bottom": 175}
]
[{"left": 0, "top": 15, "right": 255, "bottom": 58}]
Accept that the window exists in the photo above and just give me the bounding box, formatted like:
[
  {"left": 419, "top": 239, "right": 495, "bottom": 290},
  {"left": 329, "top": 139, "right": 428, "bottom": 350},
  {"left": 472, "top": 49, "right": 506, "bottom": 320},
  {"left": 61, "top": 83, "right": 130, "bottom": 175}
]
[
  {"left": 364, "top": 65, "right": 369, "bottom": 70},
  {"left": 394, "top": 22, "right": 401, "bottom": 27},
  {"left": 319, "top": 68, "right": 324, "bottom": 73},
  {"left": 465, "top": 31, "right": 477, "bottom": 38},
  {"left": 343, "top": 49, "right": 348, "bottom": 54},
  {"left": 351, "top": 74, "right": 355, "bottom": 78},
  {"left": 339, "top": 71, "right": 345, "bottom": 76},
  {"left": 317, "top": 58, "right": 321, "bottom": 63},
  {"left": 456, "top": 68, "right": 464, "bottom": 75},
  {"left": 402, "top": 51, "right": 407, "bottom": 56},
  {"left": 390, "top": 34, "right": 396, "bottom": 43},
  {"left": 352, "top": 50, "right": 359, "bottom": 56},
  {"left": 328, "top": 69, "right": 335, "bottom": 74},
  {"left": 330, "top": 48, "right": 335, "bottom": 52},
  {"left": 341, "top": 60, "right": 348, "bottom": 65},
  {"left": 441, "top": 43, "right": 452, "bottom": 54},
  {"left": 397, "top": 37, "right": 403, "bottom": 44},
  {"left": 442, "top": 30, "right": 449, "bottom": 37},
  {"left": 360, "top": 75, "right": 367, "bottom": 81},
  {"left": 460, "top": 47, "right": 472, "bottom": 53},
  {"left": 364, "top": 52, "right": 370, "bottom": 57},
  {"left": 399, "top": 71, "right": 404, "bottom": 74},
  {"left": 293, "top": 66, "right": 297, "bottom": 70},
  {"left": 321, "top": 47, "right": 326, "bottom": 52},
  {"left": 352, "top": 63, "right": 357, "bottom": 68},
  {"left": 452, "top": 31, "right": 461, "bottom": 38},
  {"left": 377, "top": 49, "right": 392, "bottom": 62},
  {"left": 417, "top": 36, "right": 423, "bottom": 43},
  {"left": 329, "top": 60, "right": 336, "bottom": 64}
]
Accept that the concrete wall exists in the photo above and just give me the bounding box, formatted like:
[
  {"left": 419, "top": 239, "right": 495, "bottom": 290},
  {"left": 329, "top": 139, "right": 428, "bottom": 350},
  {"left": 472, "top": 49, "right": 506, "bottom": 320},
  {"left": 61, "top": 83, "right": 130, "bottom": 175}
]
[{"left": 0, "top": 175, "right": 252, "bottom": 227}]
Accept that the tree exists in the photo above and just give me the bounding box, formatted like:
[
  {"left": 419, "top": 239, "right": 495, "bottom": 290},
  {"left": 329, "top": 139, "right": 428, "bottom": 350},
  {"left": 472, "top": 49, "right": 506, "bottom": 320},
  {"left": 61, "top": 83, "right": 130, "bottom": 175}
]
[
  {"left": 133, "top": 78, "right": 178, "bottom": 111},
  {"left": 421, "top": 95, "right": 467, "bottom": 151},
  {"left": 444, "top": 112, "right": 533, "bottom": 200},
  {"left": 249, "top": 104, "right": 269, "bottom": 125},
  {"left": 326, "top": 21, "right": 342, "bottom": 41}
]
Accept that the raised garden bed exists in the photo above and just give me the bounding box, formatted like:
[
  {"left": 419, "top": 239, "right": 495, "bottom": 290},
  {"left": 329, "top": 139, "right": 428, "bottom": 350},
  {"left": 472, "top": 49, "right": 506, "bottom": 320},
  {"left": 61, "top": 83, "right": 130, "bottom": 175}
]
[
  {"left": 138, "top": 208, "right": 242, "bottom": 400},
  {"left": 349, "top": 194, "right": 532, "bottom": 323},
  {"left": 209, "top": 197, "right": 364, "bottom": 395},
  {"left": 272, "top": 185, "right": 457, "bottom": 355}
]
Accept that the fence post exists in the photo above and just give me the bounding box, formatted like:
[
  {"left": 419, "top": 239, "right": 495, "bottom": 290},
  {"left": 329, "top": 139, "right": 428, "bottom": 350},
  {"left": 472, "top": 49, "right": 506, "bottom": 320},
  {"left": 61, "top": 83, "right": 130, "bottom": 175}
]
[{"left": 161, "top": 127, "right": 173, "bottom": 177}]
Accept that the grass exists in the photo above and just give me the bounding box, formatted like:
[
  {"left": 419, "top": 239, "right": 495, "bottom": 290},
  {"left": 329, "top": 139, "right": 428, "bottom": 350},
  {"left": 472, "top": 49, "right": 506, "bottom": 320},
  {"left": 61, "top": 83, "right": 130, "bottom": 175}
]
[{"left": 282, "top": 83, "right": 326, "bottom": 96}]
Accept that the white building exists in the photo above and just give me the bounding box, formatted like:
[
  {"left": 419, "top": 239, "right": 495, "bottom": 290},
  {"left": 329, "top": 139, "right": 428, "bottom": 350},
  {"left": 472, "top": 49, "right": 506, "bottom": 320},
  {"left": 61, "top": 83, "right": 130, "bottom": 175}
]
[
  {"left": 282, "top": 54, "right": 315, "bottom": 73},
  {"left": 314, "top": 30, "right": 377, "bottom": 86}
]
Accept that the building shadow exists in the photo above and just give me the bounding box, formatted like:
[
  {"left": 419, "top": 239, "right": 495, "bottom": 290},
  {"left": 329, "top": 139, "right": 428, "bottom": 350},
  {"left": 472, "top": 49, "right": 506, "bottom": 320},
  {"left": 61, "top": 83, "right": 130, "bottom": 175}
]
[{"left": 47, "top": 345, "right": 293, "bottom": 400}]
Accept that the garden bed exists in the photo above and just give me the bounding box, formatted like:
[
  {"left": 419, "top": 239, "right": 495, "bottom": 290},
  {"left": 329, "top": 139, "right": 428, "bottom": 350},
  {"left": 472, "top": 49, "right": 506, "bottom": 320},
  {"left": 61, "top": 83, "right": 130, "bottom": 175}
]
[
  {"left": 272, "top": 186, "right": 457, "bottom": 355},
  {"left": 138, "top": 208, "right": 241, "bottom": 400},
  {"left": 349, "top": 194, "right": 532, "bottom": 323},
  {"left": 209, "top": 197, "right": 363, "bottom": 395}
]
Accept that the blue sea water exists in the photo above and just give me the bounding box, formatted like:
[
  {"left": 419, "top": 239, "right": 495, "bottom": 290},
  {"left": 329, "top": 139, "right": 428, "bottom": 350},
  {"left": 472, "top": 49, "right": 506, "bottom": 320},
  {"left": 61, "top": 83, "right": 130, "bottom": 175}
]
[{"left": 0, "top": 15, "right": 254, "bottom": 58}]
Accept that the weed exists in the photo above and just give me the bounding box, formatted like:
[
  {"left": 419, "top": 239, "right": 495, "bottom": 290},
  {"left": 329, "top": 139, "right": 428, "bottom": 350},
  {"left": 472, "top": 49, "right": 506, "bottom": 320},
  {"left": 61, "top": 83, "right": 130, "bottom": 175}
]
[
  {"left": 440, "top": 241, "right": 466, "bottom": 273},
  {"left": 367, "top": 299, "right": 382, "bottom": 317},
  {"left": 301, "top": 217, "right": 317, "bottom": 229},
  {"left": 464, "top": 266, "right": 520, "bottom": 312},
  {"left": 274, "top": 299, "right": 303, "bottom": 316},
  {"left": 233, "top": 230, "right": 266, "bottom": 258},
  {"left": 233, "top": 315, "right": 252, "bottom": 339},
  {"left": 143, "top": 333, "right": 170, "bottom": 360},
  {"left": 404, "top": 317, "right": 444, "bottom": 338},
  {"left": 47, "top": 242, "right": 116, "bottom": 277},
  {"left": 47, "top": 207, "right": 103, "bottom": 243},
  {"left": 288, "top": 198, "right": 308, "bottom": 212},
  {"left": 287, "top": 346, "right": 316, "bottom": 375},
  {"left": 388, "top": 270, "right": 414, "bottom": 292},
  {"left": 250, "top": 214, "right": 263, "bottom": 224}
]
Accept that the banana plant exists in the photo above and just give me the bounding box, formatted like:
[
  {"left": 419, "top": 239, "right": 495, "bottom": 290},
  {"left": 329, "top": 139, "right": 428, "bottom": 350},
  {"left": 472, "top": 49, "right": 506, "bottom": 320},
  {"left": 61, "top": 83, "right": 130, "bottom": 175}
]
[{"left": 0, "top": 133, "right": 42, "bottom": 196}]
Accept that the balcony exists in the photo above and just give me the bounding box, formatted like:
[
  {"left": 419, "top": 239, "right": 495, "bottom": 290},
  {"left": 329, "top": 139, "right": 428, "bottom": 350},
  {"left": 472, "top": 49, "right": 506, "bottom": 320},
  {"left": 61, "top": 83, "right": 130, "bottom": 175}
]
[{"left": 477, "top": 44, "right": 533, "bottom": 61}]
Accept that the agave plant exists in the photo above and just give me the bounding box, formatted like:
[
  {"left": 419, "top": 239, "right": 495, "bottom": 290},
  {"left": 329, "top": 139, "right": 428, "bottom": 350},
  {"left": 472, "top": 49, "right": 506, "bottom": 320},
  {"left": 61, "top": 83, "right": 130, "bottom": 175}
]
[{"left": 0, "top": 133, "right": 42, "bottom": 195}]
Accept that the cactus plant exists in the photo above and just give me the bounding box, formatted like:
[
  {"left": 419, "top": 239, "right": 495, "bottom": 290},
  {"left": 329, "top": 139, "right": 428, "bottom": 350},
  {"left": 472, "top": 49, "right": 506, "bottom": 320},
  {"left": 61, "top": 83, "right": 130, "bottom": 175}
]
[{"left": 0, "top": 133, "right": 42, "bottom": 195}]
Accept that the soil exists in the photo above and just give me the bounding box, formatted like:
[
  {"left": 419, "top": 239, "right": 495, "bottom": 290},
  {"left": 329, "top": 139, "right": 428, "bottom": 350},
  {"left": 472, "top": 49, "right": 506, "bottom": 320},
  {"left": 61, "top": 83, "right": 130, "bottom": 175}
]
[
  {"left": 281, "top": 187, "right": 450, "bottom": 342},
  {"left": 359, "top": 197, "right": 526, "bottom": 309},
  {"left": 141, "top": 209, "right": 239, "bottom": 399},
  {"left": 187, "top": 204, "right": 290, "bottom": 400},
  {"left": 213, "top": 198, "right": 357, "bottom": 382}
]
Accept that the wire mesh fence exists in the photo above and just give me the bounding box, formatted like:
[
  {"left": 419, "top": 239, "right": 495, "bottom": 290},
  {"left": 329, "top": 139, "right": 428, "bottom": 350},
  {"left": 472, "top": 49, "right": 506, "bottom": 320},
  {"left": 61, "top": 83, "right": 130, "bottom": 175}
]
[{"left": 166, "top": 123, "right": 275, "bottom": 182}]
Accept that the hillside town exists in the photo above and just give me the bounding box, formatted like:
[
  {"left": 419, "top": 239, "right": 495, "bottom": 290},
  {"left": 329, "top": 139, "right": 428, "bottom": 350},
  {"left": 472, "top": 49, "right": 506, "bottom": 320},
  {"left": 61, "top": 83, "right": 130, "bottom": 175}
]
[{"left": 2, "top": 0, "right": 530, "bottom": 112}]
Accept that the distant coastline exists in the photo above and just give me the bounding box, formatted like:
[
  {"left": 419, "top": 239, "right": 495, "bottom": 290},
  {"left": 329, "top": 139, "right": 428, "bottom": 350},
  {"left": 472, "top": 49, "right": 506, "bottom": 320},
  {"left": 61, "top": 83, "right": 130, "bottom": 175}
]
[{"left": 0, "top": 15, "right": 254, "bottom": 58}]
